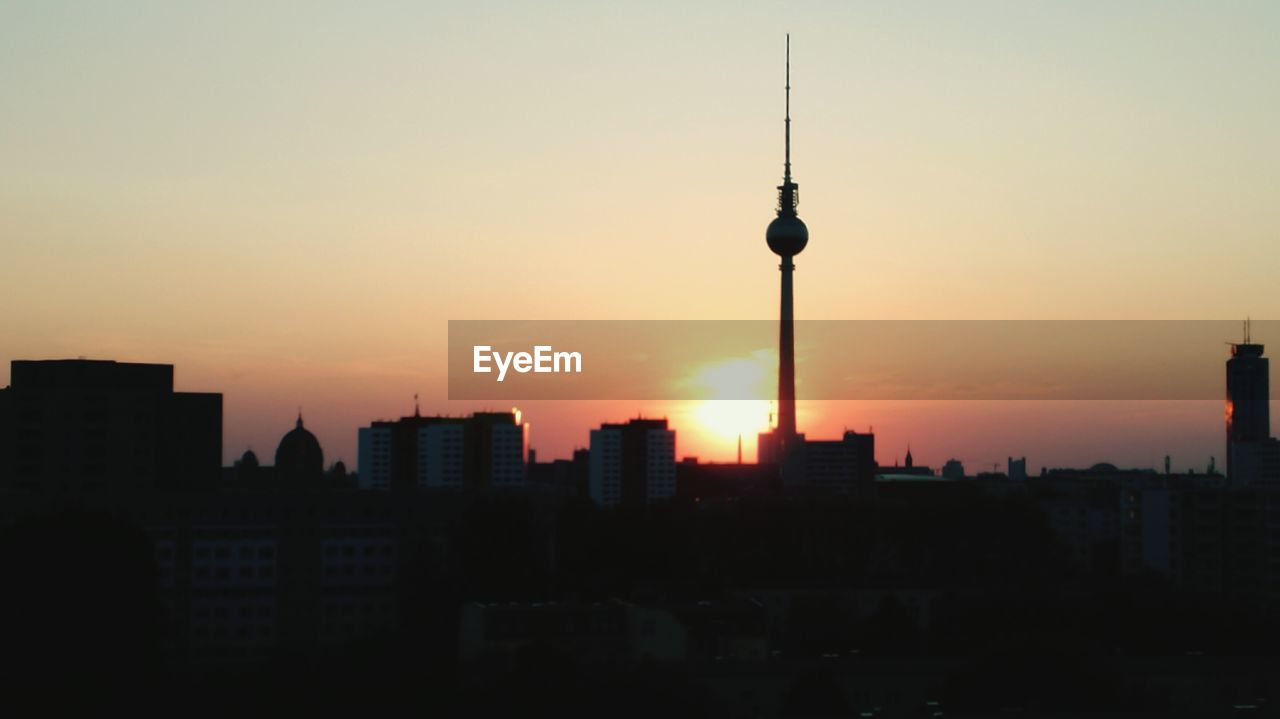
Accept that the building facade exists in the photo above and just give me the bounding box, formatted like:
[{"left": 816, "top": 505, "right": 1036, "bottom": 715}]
[
  {"left": 358, "top": 410, "right": 526, "bottom": 491},
  {"left": 588, "top": 418, "right": 676, "bottom": 507}
]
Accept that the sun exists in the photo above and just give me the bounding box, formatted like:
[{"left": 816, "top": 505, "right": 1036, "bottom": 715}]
[
  {"left": 692, "top": 399, "right": 772, "bottom": 447},
  {"left": 680, "top": 352, "right": 775, "bottom": 459}
]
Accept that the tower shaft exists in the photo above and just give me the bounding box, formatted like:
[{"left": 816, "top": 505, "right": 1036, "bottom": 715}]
[{"left": 777, "top": 256, "right": 797, "bottom": 440}]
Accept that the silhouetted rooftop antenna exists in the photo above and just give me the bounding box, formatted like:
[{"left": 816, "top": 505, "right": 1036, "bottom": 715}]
[{"left": 1245, "top": 317, "right": 1252, "bottom": 344}]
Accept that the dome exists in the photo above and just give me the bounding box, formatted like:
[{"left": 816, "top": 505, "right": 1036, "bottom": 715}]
[
  {"left": 237, "top": 449, "right": 259, "bottom": 469},
  {"left": 1088, "top": 462, "right": 1118, "bottom": 473},
  {"left": 234, "top": 448, "right": 261, "bottom": 481},
  {"left": 275, "top": 414, "right": 324, "bottom": 481},
  {"left": 767, "top": 214, "right": 808, "bottom": 256}
]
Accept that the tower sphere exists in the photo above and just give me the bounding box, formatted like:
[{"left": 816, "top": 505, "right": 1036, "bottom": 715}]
[{"left": 767, "top": 214, "right": 808, "bottom": 256}]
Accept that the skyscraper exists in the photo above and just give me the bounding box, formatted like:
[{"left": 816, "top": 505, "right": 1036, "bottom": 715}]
[
  {"left": 1226, "top": 320, "right": 1270, "bottom": 480},
  {"left": 759, "top": 35, "right": 809, "bottom": 465}
]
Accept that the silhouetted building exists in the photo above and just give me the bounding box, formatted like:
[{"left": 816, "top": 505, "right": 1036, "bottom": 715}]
[
  {"left": 677, "top": 459, "right": 781, "bottom": 502},
  {"left": 236, "top": 449, "right": 260, "bottom": 470},
  {"left": 357, "top": 409, "right": 525, "bottom": 491},
  {"left": 588, "top": 418, "right": 676, "bottom": 507},
  {"left": 757, "top": 428, "right": 806, "bottom": 466},
  {"left": 1231, "top": 438, "right": 1280, "bottom": 488},
  {"left": 877, "top": 445, "right": 934, "bottom": 478},
  {"left": 1022, "top": 469, "right": 1125, "bottom": 571},
  {"left": 275, "top": 413, "right": 324, "bottom": 483},
  {"left": 792, "top": 431, "right": 876, "bottom": 493},
  {"left": 231, "top": 449, "right": 261, "bottom": 482},
  {"left": 1008, "top": 456, "right": 1028, "bottom": 481},
  {"left": 764, "top": 429, "right": 880, "bottom": 492},
  {"left": 1226, "top": 325, "right": 1270, "bottom": 481},
  {"left": 527, "top": 448, "right": 589, "bottom": 498},
  {"left": 1110, "top": 468, "right": 1280, "bottom": 602},
  {"left": 0, "top": 359, "right": 221, "bottom": 493},
  {"left": 941, "top": 459, "right": 965, "bottom": 480},
  {"left": 327, "top": 459, "right": 349, "bottom": 483},
  {"left": 140, "top": 490, "right": 449, "bottom": 661}
]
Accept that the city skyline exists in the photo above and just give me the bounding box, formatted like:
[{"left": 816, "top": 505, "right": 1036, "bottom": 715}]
[
  {"left": 4, "top": 5, "right": 1280, "bottom": 711},
  {"left": 0, "top": 351, "right": 1263, "bottom": 475},
  {"left": 3, "top": 2, "right": 1279, "bottom": 467}
]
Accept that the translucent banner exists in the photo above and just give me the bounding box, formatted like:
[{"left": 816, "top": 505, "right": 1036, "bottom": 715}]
[{"left": 447, "top": 320, "right": 1273, "bottom": 401}]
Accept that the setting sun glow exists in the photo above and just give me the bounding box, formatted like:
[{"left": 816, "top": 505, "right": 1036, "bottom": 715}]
[{"left": 684, "top": 352, "right": 774, "bottom": 459}]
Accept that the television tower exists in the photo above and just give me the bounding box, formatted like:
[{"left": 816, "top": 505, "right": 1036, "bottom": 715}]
[{"left": 765, "top": 34, "right": 809, "bottom": 452}]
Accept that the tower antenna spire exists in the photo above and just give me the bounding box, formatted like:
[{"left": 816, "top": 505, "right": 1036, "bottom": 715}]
[
  {"left": 773, "top": 34, "right": 800, "bottom": 219},
  {"left": 784, "top": 33, "right": 792, "bottom": 184}
]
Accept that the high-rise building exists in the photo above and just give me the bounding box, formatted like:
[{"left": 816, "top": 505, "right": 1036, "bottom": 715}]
[
  {"left": 588, "top": 418, "right": 676, "bottom": 507},
  {"left": 1227, "top": 328, "right": 1270, "bottom": 444},
  {"left": 1227, "top": 321, "right": 1273, "bottom": 484},
  {"left": 357, "top": 409, "right": 525, "bottom": 491},
  {"left": 0, "top": 359, "right": 221, "bottom": 493}
]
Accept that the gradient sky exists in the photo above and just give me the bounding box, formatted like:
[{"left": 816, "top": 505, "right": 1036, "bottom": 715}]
[{"left": 2, "top": 2, "right": 1278, "bottom": 470}]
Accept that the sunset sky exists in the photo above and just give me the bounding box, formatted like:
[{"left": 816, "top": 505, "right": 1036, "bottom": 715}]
[{"left": 2, "top": 2, "right": 1277, "bottom": 471}]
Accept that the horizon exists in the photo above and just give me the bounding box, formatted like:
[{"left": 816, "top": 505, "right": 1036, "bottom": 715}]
[
  {"left": 0, "top": 351, "right": 1267, "bottom": 473},
  {"left": 4, "top": 1, "right": 1278, "bottom": 470}
]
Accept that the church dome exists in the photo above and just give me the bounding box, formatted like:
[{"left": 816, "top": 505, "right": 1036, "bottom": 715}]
[{"left": 275, "top": 414, "right": 323, "bottom": 481}]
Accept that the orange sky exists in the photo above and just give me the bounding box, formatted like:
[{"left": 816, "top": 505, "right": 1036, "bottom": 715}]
[{"left": 2, "top": 3, "right": 1277, "bottom": 470}]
